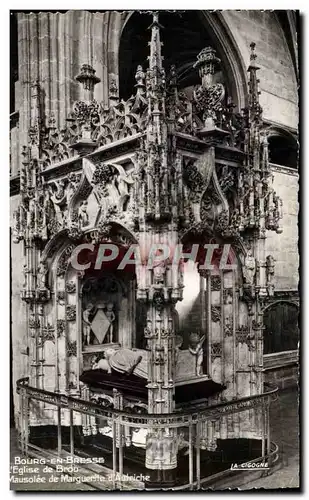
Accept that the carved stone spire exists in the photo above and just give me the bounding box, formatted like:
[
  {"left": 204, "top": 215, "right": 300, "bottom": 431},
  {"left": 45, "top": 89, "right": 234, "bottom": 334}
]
[
  {"left": 135, "top": 65, "right": 146, "bottom": 95},
  {"left": 139, "top": 13, "right": 179, "bottom": 479},
  {"left": 28, "top": 81, "right": 43, "bottom": 158},
  {"left": 144, "top": 12, "right": 168, "bottom": 220},
  {"left": 247, "top": 43, "right": 263, "bottom": 133},
  {"left": 146, "top": 12, "right": 166, "bottom": 116},
  {"left": 147, "top": 11, "right": 165, "bottom": 86}
]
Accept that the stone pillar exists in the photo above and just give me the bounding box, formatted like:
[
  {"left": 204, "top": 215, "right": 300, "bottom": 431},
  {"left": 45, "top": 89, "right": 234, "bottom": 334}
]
[{"left": 136, "top": 229, "right": 182, "bottom": 487}]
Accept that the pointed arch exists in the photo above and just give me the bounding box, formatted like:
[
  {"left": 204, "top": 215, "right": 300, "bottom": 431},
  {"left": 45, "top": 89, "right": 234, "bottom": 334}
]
[
  {"left": 119, "top": 10, "right": 248, "bottom": 109},
  {"left": 41, "top": 229, "right": 69, "bottom": 263},
  {"left": 266, "top": 126, "right": 298, "bottom": 169}
]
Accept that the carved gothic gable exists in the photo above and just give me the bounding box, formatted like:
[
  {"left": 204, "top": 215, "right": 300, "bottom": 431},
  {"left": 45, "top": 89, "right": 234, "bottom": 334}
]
[
  {"left": 182, "top": 147, "right": 230, "bottom": 234},
  {"left": 200, "top": 167, "right": 229, "bottom": 229}
]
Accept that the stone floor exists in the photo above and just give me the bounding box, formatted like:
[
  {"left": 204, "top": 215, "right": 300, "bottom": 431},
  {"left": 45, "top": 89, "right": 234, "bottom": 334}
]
[
  {"left": 10, "top": 387, "right": 299, "bottom": 491},
  {"left": 241, "top": 386, "right": 300, "bottom": 489}
]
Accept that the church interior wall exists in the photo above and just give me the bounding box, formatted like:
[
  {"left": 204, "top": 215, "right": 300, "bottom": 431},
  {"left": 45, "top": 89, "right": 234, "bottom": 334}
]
[
  {"left": 221, "top": 10, "right": 298, "bottom": 129},
  {"left": 16, "top": 11, "right": 123, "bottom": 136},
  {"left": 265, "top": 167, "right": 299, "bottom": 291}
]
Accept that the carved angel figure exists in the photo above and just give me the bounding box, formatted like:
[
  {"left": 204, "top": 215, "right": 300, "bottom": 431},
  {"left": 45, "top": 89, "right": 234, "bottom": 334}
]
[
  {"left": 83, "top": 303, "right": 95, "bottom": 346},
  {"left": 23, "top": 264, "right": 28, "bottom": 289},
  {"left": 243, "top": 249, "right": 256, "bottom": 286},
  {"left": 266, "top": 255, "right": 275, "bottom": 274},
  {"left": 266, "top": 255, "right": 275, "bottom": 286},
  {"left": 114, "top": 165, "right": 134, "bottom": 212},
  {"left": 188, "top": 333, "right": 205, "bottom": 376},
  {"left": 152, "top": 249, "right": 168, "bottom": 284},
  {"left": 104, "top": 174, "right": 120, "bottom": 211},
  {"left": 78, "top": 200, "right": 89, "bottom": 227},
  {"left": 37, "top": 261, "right": 48, "bottom": 290},
  {"left": 105, "top": 302, "right": 116, "bottom": 343}
]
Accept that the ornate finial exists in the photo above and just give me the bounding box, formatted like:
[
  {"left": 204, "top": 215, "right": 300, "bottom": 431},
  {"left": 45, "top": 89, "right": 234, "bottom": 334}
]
[
  {"left": 248, "top": 42, "right": 260, "bottom": 70},
  {"left": 151, "top": 11, "right": 159, "bottom": 25},
  {"left": 72, "top": 64, "right": 100, "bottom": 150},
  {"left": 29, "top": 80, "right": 43, "bottom": 155},
  {"left": 192, "top": 46, "right": 226, "bottom": 137},
  {"left": 109, "top": 76, "right": 119, "bottom": 106},
  {"left": 247, "top": 42, "right": 262, "bottom": 126},
  {"left": 109, "top": 78, "right": 118, "bottom": 96},
  {"left": 47, "top": 112, "right": 56, "bottom": 129},
  {"left": 168, "top": 65, "right": 177, "bottom": 87},
  {"left": 147, "top": 11, "right": 164, "bottom": 73},
  {"left": 135, "top": 65, "right": 146, "bottom": 91},
  {"left": 148, "top": 11, "right": 163, "bottom": 30},
  {"left": 75, "top": 64, "right": 100, "bottom": 100},
  {"left": 193, "top": 47, "right": 221, "bottom": 88}
]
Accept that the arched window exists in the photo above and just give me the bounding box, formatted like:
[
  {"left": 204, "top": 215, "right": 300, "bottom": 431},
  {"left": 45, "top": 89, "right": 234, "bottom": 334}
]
[
  {"left": 264, "top": 301, "right": 299, "bottom": 354},
  {"left": 119, "top": 11, "right": 241, "bottom": 105},
  {"left": 268, "top": 133, "right": 298, "bottom": 169}
]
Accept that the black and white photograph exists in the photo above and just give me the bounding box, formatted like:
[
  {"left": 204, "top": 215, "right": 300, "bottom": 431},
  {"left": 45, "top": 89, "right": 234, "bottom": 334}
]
[{"left": 9, "top": 8, "right": 299, "bottom": 491}]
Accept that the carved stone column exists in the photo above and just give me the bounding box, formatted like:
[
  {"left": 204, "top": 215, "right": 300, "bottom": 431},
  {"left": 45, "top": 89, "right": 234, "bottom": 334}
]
[
  {"left": 136, "top": 242, "right": 181, "bottom": 484},
  {"left": 137, "top": 14, "right": 185, "bottom": 485}
]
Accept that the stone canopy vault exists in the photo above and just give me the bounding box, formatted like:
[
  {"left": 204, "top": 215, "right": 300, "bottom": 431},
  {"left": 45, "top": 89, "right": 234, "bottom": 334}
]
[{"left": 12, "top": 11, "right": 284, "bottom": 481}]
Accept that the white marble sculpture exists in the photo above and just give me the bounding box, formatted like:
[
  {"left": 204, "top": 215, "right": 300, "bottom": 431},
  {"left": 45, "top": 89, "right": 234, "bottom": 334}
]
[{"left": 188, "top": 333, "right": 205, "bottom": 376}]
